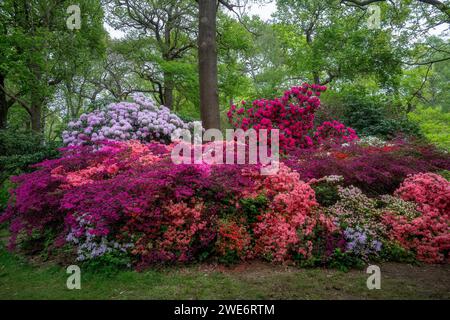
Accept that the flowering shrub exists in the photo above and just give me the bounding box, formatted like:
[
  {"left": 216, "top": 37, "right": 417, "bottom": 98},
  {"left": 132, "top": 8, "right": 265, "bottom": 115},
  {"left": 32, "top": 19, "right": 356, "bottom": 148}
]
[
  {"left": 284, "top": 140, "right": 450, "bottom": 195},
  {"left": 382, "top": 173, "right": 450, "bottom": 263},
  {"left": 227, "top": 84, "right": 358, "bottom": 151},
  {"left": 314, "top": 121, "right": 358, "bottom": 145},
  {"left": 1, "top": 140, "right": 262, "bottom": 267},
  {"left": 1, "top": 137, "right": 449, "bottom": 268},
  {"left": 216, "top": 219, "right": 252, "bottom": 263},
  {"left": 343, "top": 227, "right": 382, "bottom": 258},
  {"left": 151, "top": 201, "right": 213, "bottom": 264},
  {"left": 356, "top": 136, "right": 391, "bottom": 147},
  {"left": 62, "top": 94, "right": 198, "bottom": 146},
  {"left": 245, "top": 164, "right": 337, "bottom": 263},
  {"left": 379, "top": 195, "right": 421, "bottom": 221},
  {"left": 326, "top": 186, "right": 385, "bottom": 260},
  {"left": 394, "top": 172, "right": 450, "bottom": 216}
]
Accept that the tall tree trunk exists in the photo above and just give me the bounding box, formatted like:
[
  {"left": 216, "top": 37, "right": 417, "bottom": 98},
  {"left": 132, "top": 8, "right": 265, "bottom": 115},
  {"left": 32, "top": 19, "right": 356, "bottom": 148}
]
[
  {"left": 0, "top": 74, "right": 8, "bottom": 129},
  {"left": 30, "top": 103, "right": 42, "bottom": 133},
  {"left": 29, "top": 59, "right": 43, "bottom": 134},
  {"left": 198, "top": 0, "right": 221, "bottom": 131},
  {"left": 163, "top": 72, "right": 174, "bottom": 109},
  {"left": 30, "top": 81, "right": 43, "bottom": 134}
]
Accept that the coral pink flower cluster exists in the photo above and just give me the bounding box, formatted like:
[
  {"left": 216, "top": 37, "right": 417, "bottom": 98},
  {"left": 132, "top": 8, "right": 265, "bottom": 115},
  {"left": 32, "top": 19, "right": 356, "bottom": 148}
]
[
  {"left": 247, "top": 164, "right": 336, "bottom": 262},
  {"left": 383, "top": 173, "right": 450, "bottom": 263},
  {"left": 152, "top": 201, "right": 210, "bottom": 263}
]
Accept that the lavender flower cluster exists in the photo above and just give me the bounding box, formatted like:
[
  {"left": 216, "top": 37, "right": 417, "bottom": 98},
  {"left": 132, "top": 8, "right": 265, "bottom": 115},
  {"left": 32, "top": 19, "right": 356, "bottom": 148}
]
[
  {"left": 63, "top": 93, "right": 198, "bottom": 146},
  {"left": 66, "top": 214, "right": 133, "bottom": 262},
  {"left": 344, "top": 227, "right": 382, "bottom": 259},
  {"left": 326, "top": 186, "right": 386, "bottom": 260}
]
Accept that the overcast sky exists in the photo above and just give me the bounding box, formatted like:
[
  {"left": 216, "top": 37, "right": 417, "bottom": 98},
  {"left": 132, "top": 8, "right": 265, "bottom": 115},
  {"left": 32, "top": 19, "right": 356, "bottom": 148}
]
[
  {"left": 105, "top": 1, "right": 448, "bottom": 39},
  {"left": 104, "top": 1, "right": 277, "bottom": 39}
]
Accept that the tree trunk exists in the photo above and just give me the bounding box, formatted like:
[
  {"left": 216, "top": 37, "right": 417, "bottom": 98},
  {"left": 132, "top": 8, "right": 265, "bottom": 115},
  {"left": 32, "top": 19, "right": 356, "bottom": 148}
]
[
  {"left": 29, "top": 59, "right": 43, "bottom": 134},
  {"left": 30, "top": 104, "right": 42, "bottom": 133},
  {"left": 30, "top": 82, "right": 43, "bottom": 133},
  {"left": 198, "top": 0, "right": 221, "bottom": 131},
  {"left": 0, "top": 74, "right": 8, "bottom": 129},
  {"left": 163, "top": 72, "right": 174, "bottom": 109}
]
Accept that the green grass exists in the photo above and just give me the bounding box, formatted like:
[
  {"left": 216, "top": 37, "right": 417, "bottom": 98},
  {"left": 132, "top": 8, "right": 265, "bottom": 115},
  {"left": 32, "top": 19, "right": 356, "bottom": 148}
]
[{"left": 0, "top": 244, "right": 449, "bottom": 300}]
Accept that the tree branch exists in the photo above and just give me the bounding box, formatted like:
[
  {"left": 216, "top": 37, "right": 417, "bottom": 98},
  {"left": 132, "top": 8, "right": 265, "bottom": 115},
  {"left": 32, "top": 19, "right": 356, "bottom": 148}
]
[
  {"left": 341, "top": 0, "right": 450, "bottom": 18},
  {"left": 404, "top": 56, "right": 450, "bottom": 66},
  {"left": 0, "top": 83, "right": 31, "bottom": 115},
  {"left": 406, "top": 63, "right": 433, "bottom": 112}
]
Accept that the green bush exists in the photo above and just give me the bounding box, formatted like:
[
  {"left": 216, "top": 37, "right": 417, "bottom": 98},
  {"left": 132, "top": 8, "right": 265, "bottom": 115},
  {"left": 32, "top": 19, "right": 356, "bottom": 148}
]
[
  {"left": 340, "top": 92, "right": 420, "bottom": 139},
  {"left": 437, "top": 170, "right": 450, "bottom": 181},
  {"left": 409, "top": 107, "right": 450, "bottom": 151},
  {"left": 239, "top": 195, "right": 268, "bottom": 224},
  {"left": 81, "top": 251, "right": 132, "bottom": 274},
  {"left": 320, "top": 88, "right": 421, "bottom": 139},
  {"left": 327, "top": 249, "right": 365, "bottom": 272},
  {"left": 380, "top": 243, "right": 416, "bottom": 264},
  {"left": 0, "top": 129, "right": 60, "bottom": 185},
  {"left": 0, "top": 130, "right": 60, "bottom": 212},
  {"left": 0, "top": 180, "right": 12, "bottom": 212},
  {"left": 311, "top": 182, "right": 340, "bottom": 207}
]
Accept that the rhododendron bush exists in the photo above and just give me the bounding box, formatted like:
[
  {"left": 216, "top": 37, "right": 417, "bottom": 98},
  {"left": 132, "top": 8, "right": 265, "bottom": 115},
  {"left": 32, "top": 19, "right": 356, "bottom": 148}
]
[
  {"left": 62, "top": 94, "right": 199, "bottom": 146},
  {"left": 227, "top": 84, "right": 358, "bottom": 151}
]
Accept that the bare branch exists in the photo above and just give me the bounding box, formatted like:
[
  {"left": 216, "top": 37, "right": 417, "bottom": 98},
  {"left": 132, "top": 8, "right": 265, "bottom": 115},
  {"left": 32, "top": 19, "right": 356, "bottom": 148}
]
[{"left": 341, "top": 0, "right": 450, "bottom": 18}]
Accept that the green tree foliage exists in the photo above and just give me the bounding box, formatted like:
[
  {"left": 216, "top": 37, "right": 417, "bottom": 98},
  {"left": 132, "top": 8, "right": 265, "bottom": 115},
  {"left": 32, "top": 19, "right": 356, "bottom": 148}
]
[
  {"left": 274, "top": 0, "right": 402, "bottom": 87},
  {"left": 318, "top": 86, "right": 421, "bottom": 139},
  {"left": 106, "top": 0, "right": 197, "bottom": 110},
  {"left": 0, "top": 0, "right": 106, "bottom": 132},
  {"left": 409, "top": 107, "right": 450, "bottom": 151},
  {"left": 0, "top": 0, "right": 447, "bottom": 147}
]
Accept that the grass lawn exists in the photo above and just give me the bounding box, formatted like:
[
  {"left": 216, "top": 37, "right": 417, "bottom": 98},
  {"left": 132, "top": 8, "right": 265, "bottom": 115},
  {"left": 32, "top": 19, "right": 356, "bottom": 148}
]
[{"left": 0, "top": 242, "right": 449, "bottom": 300}]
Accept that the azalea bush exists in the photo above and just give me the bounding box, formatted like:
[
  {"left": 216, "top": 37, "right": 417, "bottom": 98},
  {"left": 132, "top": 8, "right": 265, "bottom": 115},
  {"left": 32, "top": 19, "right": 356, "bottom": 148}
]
[
  {"left": 216, "top": 219, "right": 252, "bottom": 264},
  {"left": 62, "top": 94, "right": 199, "bottom": 146},
  {"left": 246, "top": 164, "right": 337, "bottom": 263},
  {"left": 0, "top": 141, "right": 340, "bottom": 268},
  {"left": 326, "top": 186, "right": 385, "bottom": 260},
  {"left": 1, "top": 139, "right": 449, "bottom": 269},
  {"left": 382, "top": 173, "right": 450, "bottom": 263},
  {"left": 1, "top": 140, "right": 259, "bottom": 267},
  {"left": 284, "top": 139, "right": 450, "bottom": 195}
]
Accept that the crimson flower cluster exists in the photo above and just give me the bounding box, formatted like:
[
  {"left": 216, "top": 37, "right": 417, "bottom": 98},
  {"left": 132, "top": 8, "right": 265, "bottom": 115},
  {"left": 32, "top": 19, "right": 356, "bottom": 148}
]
[{"left": 227, "top": 84, "right": 358, "bottom": 151}]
